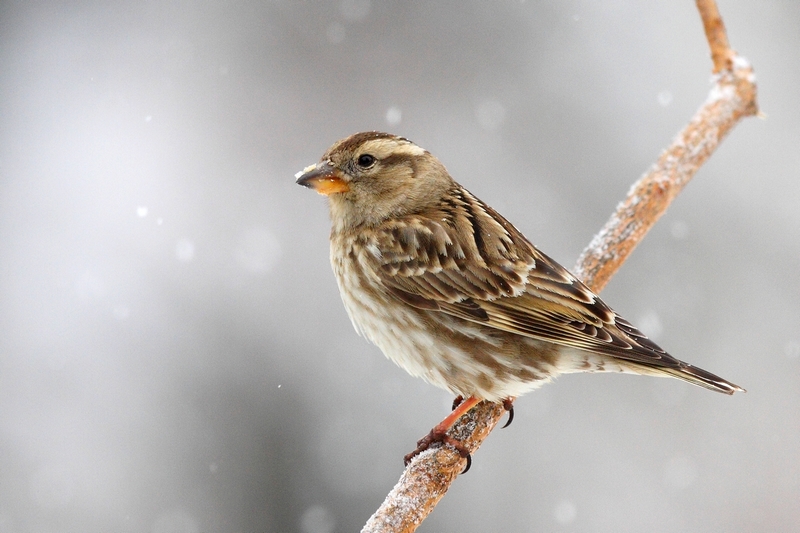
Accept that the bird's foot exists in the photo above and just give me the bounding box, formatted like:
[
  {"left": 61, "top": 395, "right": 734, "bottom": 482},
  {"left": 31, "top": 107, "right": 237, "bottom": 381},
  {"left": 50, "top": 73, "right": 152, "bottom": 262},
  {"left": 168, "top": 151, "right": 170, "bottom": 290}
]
[
  {"left": 404, "top": 395, "right": 481, "bottom": 473},
  {"left": 403, "top": 426, "right": 472, "bottom": 473}
]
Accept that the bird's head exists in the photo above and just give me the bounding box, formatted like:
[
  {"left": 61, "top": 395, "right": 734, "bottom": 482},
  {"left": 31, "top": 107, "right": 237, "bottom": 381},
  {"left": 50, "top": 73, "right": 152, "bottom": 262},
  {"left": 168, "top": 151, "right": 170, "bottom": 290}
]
[{"left": 296, "top": 132, "right": 453, "bottom": 231}]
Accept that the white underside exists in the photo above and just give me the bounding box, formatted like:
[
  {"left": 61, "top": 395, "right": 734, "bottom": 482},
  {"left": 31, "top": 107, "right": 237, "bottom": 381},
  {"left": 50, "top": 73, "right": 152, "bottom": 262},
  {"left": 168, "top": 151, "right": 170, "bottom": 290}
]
[{"left": 331, "top": 242, "right": 647, "bottom": 401}]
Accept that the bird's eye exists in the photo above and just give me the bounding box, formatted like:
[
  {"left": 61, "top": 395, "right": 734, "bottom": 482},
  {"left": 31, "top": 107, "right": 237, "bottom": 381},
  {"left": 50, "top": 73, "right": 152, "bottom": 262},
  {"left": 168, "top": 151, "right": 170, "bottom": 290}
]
[{"left": 356, "top": 154, "right": 376, "bottom": 169}]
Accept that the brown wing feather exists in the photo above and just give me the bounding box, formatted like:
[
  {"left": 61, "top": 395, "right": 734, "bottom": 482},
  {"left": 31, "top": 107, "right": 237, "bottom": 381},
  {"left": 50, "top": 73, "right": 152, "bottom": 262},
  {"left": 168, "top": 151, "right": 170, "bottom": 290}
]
[
  {"left": 374, "top": 183, "right": 684, "bottom": 371},
  {"left": 371, "top": 182, "right": 743, "bottom": 394}
]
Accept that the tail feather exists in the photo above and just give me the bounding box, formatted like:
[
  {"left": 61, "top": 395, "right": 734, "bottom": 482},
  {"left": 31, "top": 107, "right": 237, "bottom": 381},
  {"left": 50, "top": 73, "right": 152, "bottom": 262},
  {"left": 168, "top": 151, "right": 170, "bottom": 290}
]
[
  {"left": 558, "top": 350, "right": 745, "bottom": 394},
  {"left": 659, "top": 363, "right": 745, "bottom": 395}
]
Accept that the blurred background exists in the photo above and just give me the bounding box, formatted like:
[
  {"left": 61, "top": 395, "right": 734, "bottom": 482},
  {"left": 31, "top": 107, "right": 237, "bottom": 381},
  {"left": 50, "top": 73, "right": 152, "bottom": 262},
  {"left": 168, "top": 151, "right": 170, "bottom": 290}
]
[{"left": 1, "top": 1, "right": 798, "bottom": 532}]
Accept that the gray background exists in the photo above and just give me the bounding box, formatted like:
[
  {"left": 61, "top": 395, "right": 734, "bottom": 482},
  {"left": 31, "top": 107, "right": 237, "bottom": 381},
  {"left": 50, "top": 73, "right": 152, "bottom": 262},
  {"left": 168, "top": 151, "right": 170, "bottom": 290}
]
[{"left": 1, "top": 1, "right": 798, "bottom": 532}]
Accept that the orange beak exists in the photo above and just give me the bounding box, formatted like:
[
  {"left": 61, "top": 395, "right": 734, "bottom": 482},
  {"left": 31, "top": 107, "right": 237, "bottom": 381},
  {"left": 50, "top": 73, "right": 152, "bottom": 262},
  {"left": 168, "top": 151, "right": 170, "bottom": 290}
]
[{"left": 295, "top": 162, "right": 350, "bottom": 195}]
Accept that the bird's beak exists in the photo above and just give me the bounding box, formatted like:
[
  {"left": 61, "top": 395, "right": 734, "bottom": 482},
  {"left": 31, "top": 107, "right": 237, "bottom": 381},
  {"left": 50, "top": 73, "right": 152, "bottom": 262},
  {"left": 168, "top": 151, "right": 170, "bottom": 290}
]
[{"left": 295, "top": 162, "right": 350, "bottom": 195}]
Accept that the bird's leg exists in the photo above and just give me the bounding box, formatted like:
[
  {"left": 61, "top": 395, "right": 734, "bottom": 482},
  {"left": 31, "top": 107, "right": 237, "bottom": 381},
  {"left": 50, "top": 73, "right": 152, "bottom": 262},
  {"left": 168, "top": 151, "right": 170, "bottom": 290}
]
[
  {"left": 501, "top": 397, "right": 515, "bottom": 429},
  {"left": 404, "top": 395, "right": 481, "bottom": 471}
]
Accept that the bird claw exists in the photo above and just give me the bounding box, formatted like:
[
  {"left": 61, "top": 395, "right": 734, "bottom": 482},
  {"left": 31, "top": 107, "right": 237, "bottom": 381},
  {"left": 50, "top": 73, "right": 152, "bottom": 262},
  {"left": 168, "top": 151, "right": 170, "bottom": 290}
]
[
  {"left": 403, "top": 427, "right": 472, "bottom": 474},
  {"left": 501, "top": 398, "right": 515, "bottom": 429},
  {"left": 451, "top": 395, "right": 464, "bottom": 410}
]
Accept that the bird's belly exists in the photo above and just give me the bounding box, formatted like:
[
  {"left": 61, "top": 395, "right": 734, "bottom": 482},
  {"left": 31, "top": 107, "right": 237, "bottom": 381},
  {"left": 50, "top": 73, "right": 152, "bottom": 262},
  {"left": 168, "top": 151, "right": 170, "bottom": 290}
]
[
  {"left": 333, "top": 262, "right": 564, "bottom": 400},
  {"left": 330, "top": 244, "right": 642, "bottom": 401}
]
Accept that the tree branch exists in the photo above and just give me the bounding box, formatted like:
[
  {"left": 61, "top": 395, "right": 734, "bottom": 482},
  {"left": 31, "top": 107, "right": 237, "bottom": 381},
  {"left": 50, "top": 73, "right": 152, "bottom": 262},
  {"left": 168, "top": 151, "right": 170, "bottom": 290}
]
[
  {"left": 362, "top": 2, "right": 758, "bottom": 531},
  {"left": 575, "top": 0, "right": 758, "bottom": 292},
  {"left": 696, "top": 0, "right": 733, "bottom": 73}
]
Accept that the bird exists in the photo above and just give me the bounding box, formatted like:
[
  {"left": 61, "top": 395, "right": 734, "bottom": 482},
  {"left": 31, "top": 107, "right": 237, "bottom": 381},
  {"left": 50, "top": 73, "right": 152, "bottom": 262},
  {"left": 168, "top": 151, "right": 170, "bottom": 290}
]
[{"left": 296, "top": 131, "right": 744, "bottom": 467}]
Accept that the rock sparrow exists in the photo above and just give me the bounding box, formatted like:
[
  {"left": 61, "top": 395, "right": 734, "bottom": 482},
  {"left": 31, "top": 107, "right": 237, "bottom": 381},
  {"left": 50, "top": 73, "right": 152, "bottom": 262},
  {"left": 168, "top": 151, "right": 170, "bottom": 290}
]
[{"left": 296, "top": 131, "right": 743, "bottom": 465}]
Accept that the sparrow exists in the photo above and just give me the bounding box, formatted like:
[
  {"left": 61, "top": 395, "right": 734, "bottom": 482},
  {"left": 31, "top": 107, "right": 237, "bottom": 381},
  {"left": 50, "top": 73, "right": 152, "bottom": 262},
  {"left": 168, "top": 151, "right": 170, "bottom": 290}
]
[{"left": 296, "top": 131, "right": 743, "bottom": 466}]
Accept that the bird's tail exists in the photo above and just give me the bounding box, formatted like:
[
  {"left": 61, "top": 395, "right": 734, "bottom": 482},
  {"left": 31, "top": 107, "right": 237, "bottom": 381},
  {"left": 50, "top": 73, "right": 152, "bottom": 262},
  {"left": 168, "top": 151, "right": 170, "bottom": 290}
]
[
  {"left": 558, "top": 351, "right": 745, "bottom": 394},
  {"left": 639, "top": 362, "right": 746, "bottom": 395}
]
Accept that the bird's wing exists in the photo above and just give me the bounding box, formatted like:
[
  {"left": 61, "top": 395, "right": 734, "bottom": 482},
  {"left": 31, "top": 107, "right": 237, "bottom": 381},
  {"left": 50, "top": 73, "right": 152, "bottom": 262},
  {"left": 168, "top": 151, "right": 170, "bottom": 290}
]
[{"left": 372, "top": 185, "right": 674, "bottom": 367}]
